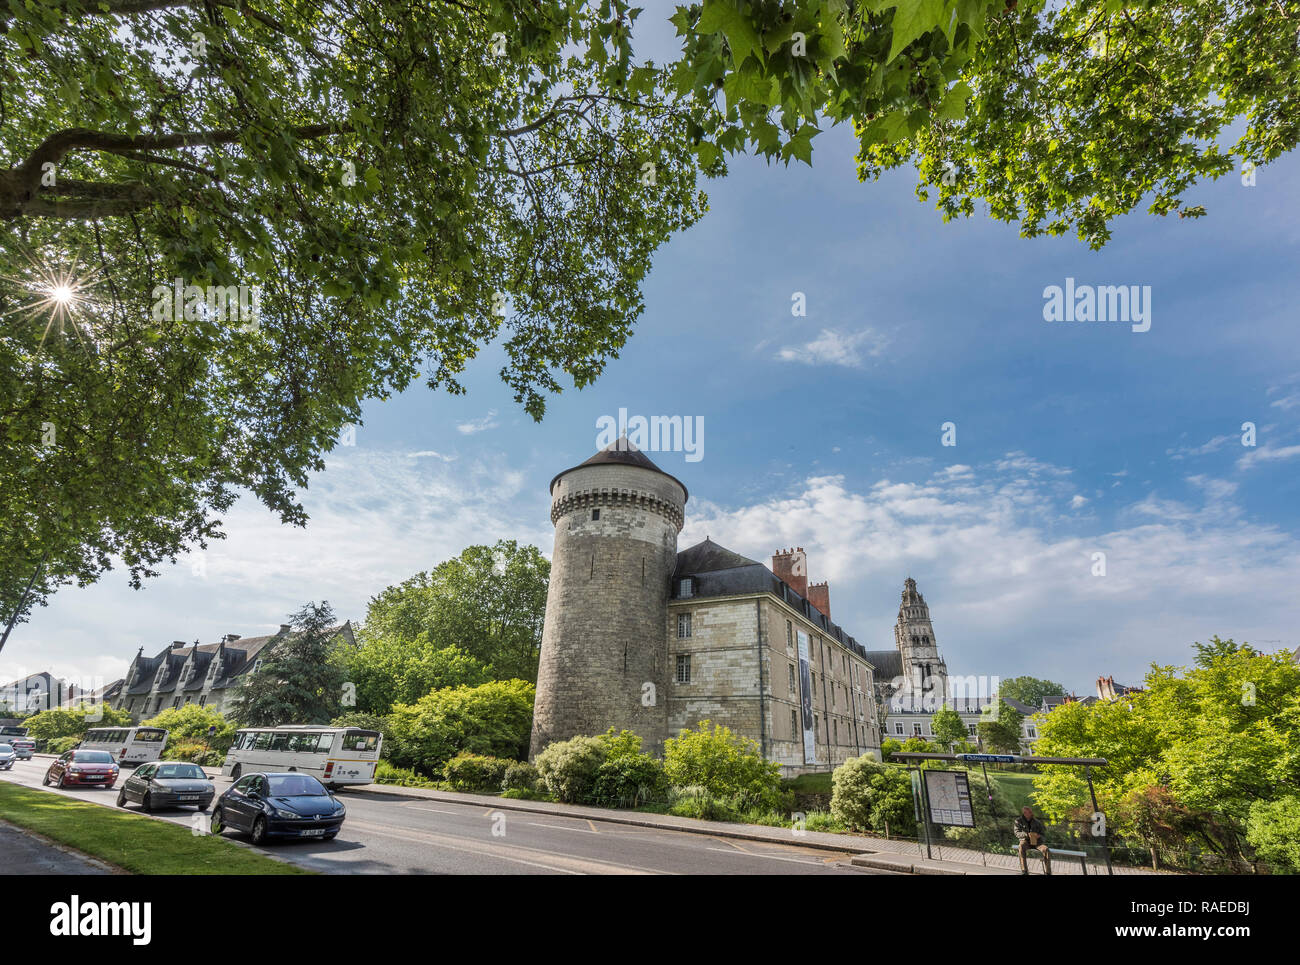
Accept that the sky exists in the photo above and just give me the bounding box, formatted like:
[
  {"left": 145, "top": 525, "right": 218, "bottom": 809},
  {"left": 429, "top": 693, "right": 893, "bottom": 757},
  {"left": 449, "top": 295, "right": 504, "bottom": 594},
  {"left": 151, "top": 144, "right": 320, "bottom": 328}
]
[{"left": 6, "top": 15, "right": 1300, "bottom": 698}]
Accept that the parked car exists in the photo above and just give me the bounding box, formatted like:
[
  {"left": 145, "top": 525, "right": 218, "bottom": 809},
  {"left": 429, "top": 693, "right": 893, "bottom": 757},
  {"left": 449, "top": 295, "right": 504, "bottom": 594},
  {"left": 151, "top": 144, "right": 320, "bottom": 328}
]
[
  {"left": 10, "top": 739, "right": 35, "bottom": 760},
  {"left": 210, "top": 771, "right": 346, "bottom": 845},
  {"left": 0, "top": 744, "right": 15, "bottom": 770},
  {"left": 116, "top": 760, "right": 214, "bottom": 812},
  {"left": 43, "top": 749, "right": 119, "bottom": 788}
]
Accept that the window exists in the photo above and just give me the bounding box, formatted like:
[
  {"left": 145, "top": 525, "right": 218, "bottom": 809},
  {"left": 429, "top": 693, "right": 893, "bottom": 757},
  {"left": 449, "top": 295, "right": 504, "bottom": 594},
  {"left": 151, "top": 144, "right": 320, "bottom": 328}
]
[
  {"left": 173, "top": 697, "right": 182, "bottom": 708},
  {"left": 252, "top": 731, "right": 273, "bottom": 751},
  {"left": 790, "top": 710, "right": 798, "bottom": 738},
  {"left": 788, "top": 665, "right": 796, "bottom": 695},
  {"left": 199, "top": 695, "right": 207, "bottom": 707},
  {"left": 913, "top": 723, "right": 923, "bottom": 736},
  {"left": 675, "top": 655, "right": 691, "bottom": 684},
  {"left": 833, "top": 720, "right": 838, "bottom": 743},
  {"left": 814, "top": 715, "right": 820, "bottom": 740},
  {"left": 811, "top": 672, "right": 816, "bottom": 692},
  {"left": 831, "top": 687, "right": 836, "bottom": 708},
  {"left": 677, "top": 613, "right": 692, "bottom": 638},
  {"left": 967, "top": 723, "right": 977, "bottom": 735},
  {"left": 1027, "top": 726, "right": 1037, "bottom": 738},
  {"left": 786, "top": 621, "right": 793, "bottom": 649},
  {"left": 591, "top": 509, "right": 600, "bottom": 521},
  {"left": 270, "top": 733, "right": 292, "bottom": 751},
  {"left": 679, "top": 578, "right": 693, "bottom": 597},
  {"left": 251, "top": 659, "right": 262, "bottom": 675},
  {"left": 894, "top": 722, "right": 903, "bottom": 735}
]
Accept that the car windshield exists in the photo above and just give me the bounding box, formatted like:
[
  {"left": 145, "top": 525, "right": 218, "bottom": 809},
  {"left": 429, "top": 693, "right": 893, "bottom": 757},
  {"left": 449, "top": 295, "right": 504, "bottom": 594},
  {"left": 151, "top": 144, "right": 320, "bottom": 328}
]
[
  {"left": 0, "top": 744, "right": 12, "bottom": 752},
  {"left": 266, "top": 773, "right": 328, "bottom": 797},
  {"left": 73, "top": 750, "right": 114, "bottom": 763},
  {"left": 154, "top": 763, "right": 206, "bottom": 780}
]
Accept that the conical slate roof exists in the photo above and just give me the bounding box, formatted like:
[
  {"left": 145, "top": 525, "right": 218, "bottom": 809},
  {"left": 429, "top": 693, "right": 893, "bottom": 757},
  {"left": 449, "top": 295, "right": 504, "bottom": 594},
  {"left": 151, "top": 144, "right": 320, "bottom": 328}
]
[{"left": 550, "top": 436, "right": 688, "bottom": 498}]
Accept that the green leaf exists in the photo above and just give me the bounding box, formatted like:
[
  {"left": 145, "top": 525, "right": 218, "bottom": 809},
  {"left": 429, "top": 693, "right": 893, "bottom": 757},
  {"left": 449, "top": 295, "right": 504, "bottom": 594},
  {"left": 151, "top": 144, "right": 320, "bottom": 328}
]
[{"left": 887, "top": 0, "right": 947, "bottom": 64}]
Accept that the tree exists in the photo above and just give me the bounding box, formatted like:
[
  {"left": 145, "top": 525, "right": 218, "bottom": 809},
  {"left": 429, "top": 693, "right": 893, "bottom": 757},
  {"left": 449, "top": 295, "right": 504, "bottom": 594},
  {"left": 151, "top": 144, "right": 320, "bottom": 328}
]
[
  {"left": 831, "top": 755, "right": 916, "bottom": 838},
  {"left": 228, "top": 601, "right": 347, "bottom": 726},
  {"left": 670, "top": 1, "right": 1300, "bottom": 247},
  {"left": 977, "top": 699, "right": 1024, "bottom": 754},
  {"left": 21, "top": 705, "right": 131, "bottom": 743},
  {"left": 384, "top": 679, "right": 535, "bottom": 774},
  {"left": 0, "top": 1, "right": 709, "bottom": 626},
  {"left": 930, "top": 706, "right": 967, "bottom": 751},
  {"left": 1246, "top": 796, "right": 1300, "bottom": 875},
  {"left": 340, "top": 637, "right": 490, "bottom": 716},
  {"left": 359, "top": 541, "right": 549, "bottom": 682},
  {"left": 998, "top": 676, "right": 1066, "bottom": 708},
  {"left": 140, "top": 704, "right": 237, "bottom": 753}
]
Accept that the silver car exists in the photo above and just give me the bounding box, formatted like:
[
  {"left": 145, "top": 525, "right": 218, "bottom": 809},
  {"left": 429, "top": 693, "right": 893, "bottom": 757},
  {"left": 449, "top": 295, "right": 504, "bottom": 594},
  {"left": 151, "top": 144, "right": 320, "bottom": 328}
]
[
  {"left": 116, "top": 760, "right": 215, "bottom": 812},
  {"left": 0, "top": 743, "right": 14, "bottom": 770}
]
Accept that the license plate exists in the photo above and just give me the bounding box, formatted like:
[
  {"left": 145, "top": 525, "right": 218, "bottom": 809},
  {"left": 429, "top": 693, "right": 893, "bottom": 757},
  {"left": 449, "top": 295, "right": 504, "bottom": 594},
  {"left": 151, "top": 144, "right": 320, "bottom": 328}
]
[
  {"left": 300, "top": 828, "right": 327, "bottom": 837},
  {"left": 180, "top": 795, "right": 200, "bottom": 801}
]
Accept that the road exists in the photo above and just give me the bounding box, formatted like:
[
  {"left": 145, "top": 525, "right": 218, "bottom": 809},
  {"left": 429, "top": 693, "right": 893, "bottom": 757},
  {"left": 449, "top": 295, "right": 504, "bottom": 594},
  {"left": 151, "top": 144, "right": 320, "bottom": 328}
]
[{"left": 0, "top": 759, "right": 886, "bottom": 875}]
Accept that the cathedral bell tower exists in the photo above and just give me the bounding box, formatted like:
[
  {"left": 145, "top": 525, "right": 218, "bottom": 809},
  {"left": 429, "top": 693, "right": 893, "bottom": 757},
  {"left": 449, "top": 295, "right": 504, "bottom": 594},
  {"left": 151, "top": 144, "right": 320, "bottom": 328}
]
[{"left": 894, "top": 578, "right": 947, "bottom": 709}]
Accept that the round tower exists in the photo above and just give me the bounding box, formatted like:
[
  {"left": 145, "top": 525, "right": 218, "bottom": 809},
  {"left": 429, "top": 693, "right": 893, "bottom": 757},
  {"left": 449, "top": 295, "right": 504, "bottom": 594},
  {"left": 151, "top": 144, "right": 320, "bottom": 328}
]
[{"left": 530, "top": 438, "right": 687, "bottom": 758}]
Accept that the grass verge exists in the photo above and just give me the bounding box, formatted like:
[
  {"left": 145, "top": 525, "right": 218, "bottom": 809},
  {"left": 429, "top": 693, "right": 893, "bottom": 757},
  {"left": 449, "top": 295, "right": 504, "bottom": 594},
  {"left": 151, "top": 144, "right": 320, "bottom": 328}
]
[{"left": 0, "top": 783, "right": 312, "bottom": 875}]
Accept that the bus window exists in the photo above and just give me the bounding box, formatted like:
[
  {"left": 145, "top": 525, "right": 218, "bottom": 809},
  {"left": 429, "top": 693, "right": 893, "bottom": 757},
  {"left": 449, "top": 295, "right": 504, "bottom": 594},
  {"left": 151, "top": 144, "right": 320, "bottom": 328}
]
[
  {"left": 253, "top": 731, "right": 273, "bottom": 751},
  {"left": 135, "top": 728, "right": 166, "bottom": 743},
  {"left": 288, "top": 734, "right": 317, "bottom": 753},
  {"left": 346, "top": 732, "right": 379, "bottom": 752},
  {"left": 270, "top": 733, "right": 291, "bottom": 752},
  {"left": 317, "top": 733, "right": 336, "bottom": 753}
]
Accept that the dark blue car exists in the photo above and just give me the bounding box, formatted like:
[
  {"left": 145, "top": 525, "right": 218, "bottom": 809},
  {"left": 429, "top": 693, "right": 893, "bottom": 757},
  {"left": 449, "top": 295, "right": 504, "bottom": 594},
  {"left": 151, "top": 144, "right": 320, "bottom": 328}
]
[{"left": 210, "top": 771, "right": 346, "bottom": 845}]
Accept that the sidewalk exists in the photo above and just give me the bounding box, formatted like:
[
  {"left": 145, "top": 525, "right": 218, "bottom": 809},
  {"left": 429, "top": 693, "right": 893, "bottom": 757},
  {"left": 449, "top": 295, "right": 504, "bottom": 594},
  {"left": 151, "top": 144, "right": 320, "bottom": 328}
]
[{"left": 0, "top": 819, "right": 119, "bottom": 875}]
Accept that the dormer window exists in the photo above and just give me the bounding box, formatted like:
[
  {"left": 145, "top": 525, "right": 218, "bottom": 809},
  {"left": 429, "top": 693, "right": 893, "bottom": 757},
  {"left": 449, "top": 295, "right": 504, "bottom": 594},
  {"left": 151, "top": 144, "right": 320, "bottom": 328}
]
[
  {"left": 251, "top": 659, "right": 262, "bottom": 675},
  {"left": 678, "top": 578, "right": 693, "bottom": 598}
]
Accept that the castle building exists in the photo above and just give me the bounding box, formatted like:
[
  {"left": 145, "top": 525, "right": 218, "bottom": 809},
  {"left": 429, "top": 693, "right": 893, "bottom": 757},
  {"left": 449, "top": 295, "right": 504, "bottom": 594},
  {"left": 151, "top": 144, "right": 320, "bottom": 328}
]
[
  {"left": 530, "top": 439, "right": 882, "bottom": 772},
  {"left": 110, "top": 622, "right": 355, "bottom": 722}
]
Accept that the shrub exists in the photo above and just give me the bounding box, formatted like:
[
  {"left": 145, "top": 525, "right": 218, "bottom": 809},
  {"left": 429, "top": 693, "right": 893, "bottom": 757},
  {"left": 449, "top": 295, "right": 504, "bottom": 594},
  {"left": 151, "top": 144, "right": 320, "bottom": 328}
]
[
  {"left": 162, "top": 739, "right": 224, "bottom": 767},
  {"left": 385, "top": 679, "right": 534, "bottom": 775},
  {"left": 592, "top": 753, "right": 667, "bottom": 808},
  {"left": 534, "top": 735, "right": 606, "bottom": 803},
  {"left": 1246, "top": 796, "right": 1300, "bottom": 874},
  {"left": 501, "top": 787, "right": 552, "bottom": 801},
  {"left": 374, "top": 760, "right": 436, "bottom": 788},
  {"left": 663, "top": 720, "right": 784, "bottom": 810},
  {"left": 879, "top": 738, "right": 903, "bottom": 763},
  {"left": 501, "top": 761, "right": 539, "bottom": 793},
  {"left": 443, "top": 752, "right": 510, "bottom": 791},
  {"left": 46, "top": 735, "right": 83, "bottom": 755},
  {"left": 141, "top": 705, "right": 237, "bottom": 753},
  {"left": 831, "top": 755, "right": 916, "bottom": 837},
  {"left": 22, "top": 706, "right": 133, "bottom": 743},
  {"left": 666, "top": 785, "right": 738, "bottom": 822}
]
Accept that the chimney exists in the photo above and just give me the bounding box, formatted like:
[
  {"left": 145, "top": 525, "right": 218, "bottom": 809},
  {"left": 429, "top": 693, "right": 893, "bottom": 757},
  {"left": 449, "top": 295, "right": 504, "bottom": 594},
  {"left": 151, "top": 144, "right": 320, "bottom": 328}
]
[
  {"left": 223, "top": 633, "right": 242, "bottom": 643},
  {"left": 771, "top": 547, "right": 808, "bottom": 598},
  {"left": 808, "top": 581, "right": 830, "bottom": 620},
  {"left": 279, "top": 624, "right": 292, "bottom": 633},
  {"left": 171, "top": 640, "right": 186, "bottom": 649}
]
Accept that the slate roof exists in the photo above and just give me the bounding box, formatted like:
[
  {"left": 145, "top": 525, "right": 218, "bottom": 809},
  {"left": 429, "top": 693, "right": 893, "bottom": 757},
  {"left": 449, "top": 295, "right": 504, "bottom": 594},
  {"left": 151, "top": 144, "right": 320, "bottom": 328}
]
[
  {"left": 862, "top": 650, "right": 903, "bottom": 679},
  {"left": 549, "top": 436, "right": 688, "bottom": 499},
  {"left": 671, "top": 538, "right": 867, "bottom": 658}
]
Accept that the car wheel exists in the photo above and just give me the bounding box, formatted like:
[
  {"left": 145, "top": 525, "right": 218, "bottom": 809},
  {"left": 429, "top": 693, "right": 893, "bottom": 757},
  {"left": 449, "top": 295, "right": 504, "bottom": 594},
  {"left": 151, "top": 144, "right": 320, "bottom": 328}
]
[
  {"left": 249, "top": 816, "right": 268, "bottom": 846},
  {"left": 142, "top": 792, "right": 153, "bottom": 813},
  {"left": 116, "top": 791, "right": 127, "bottom": 808},
  {"left": 57, "top": 774, "right": 67, "bottom": 789},
  {"left": 210, "top": 808, "right": 225, "bottom": 835},
  {"left": 41, "top": 771, "right": 50, "bottom": 786},
  {"left": 231, "top": 764, "right": 242, "bottom": 779}
]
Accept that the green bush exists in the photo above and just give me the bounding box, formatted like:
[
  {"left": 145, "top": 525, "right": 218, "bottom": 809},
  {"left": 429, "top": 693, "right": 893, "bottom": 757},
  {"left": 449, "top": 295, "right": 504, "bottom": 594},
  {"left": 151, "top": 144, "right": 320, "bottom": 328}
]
[
  {"left": 879, "top": 738, "right": 903, "bottom": 763},
  {"left": 534, "top": 735, "right": 606, "bottom": 803},
  {"left": 666, "top": 785, "right": 738, "bottom": 822},
  {"left": 831, "top": 755, "right": 916, "bottom": 837},
  {"left": 22, "top": 706, "right": 133, "bottom": 744},
  {"left": 141, "top": 705, "right": 237, "bottom": 753},
  {"left": 592, "top": 753, "right": 666, "bottom": 808},
  {"left": 663, "top": 720, "right": 784, "bottom": 810},
  {"left": 501, "top": 787, "right": 552, "bottom": 801},
  {"left": 501, "top": 761, "right": 539, "bottom": 793},
  {"left": 374, "top": 760, "right": 436, "bottom": 788},
  {"left": 46, "top": 735, "right": 83, "bottom": 755},
  {"left": 1246, "top": 796, "right": 1300, "bottom": 874},
  {"left": 385, "top": 679, "right": 534, "bottom": 775},
  {"left": 162, "top": 739, "right": 223, "bottom": 767},
  {"left": 803, "top": 810, "right": 846, "bottom": 834},
  {"left": 442, "top": 752, "right": 510, "bottom": 791}
]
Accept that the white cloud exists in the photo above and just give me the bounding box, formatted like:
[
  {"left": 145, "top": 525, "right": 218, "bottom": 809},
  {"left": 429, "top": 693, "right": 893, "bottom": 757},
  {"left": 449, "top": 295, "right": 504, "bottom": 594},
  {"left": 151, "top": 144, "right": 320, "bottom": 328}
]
[
  {"left": 1237, "top": 444, "right": 1300, "bottom": 470},
  {"left": 774, "top": 328, "right": 887, "bottom": 368},
  {"left": 678, "top": 458, "right": 1300, "bottom": 690},
  {"left": 1070, "top": 494, "right": 1089, "bottom": 509},
  {"left": 1167, "top": 434, "right": 1232, "bottom": 460},
  {"left": 457, "top": 410, "right": 499, "bottom": 435}
]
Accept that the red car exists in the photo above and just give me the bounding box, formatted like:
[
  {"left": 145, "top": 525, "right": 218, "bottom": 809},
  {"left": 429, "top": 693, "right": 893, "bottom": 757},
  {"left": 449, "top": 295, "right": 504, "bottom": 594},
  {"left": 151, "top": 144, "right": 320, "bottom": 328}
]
[{"left": 43, "top": 749, "right": 119, "bottom": 789}]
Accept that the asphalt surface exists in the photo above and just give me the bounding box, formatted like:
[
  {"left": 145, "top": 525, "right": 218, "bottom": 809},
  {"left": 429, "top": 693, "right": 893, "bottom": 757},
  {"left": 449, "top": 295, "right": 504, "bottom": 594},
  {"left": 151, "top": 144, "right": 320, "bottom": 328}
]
[{"left": 0, "top": 759, "right": 886, "bottom": 875}]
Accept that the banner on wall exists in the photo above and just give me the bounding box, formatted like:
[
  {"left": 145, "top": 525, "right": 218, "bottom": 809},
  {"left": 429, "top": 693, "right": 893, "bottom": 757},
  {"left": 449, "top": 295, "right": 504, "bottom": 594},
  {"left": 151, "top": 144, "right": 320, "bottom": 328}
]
[{"left": 797, "top": 630, "right": 817, "bottom": 765}]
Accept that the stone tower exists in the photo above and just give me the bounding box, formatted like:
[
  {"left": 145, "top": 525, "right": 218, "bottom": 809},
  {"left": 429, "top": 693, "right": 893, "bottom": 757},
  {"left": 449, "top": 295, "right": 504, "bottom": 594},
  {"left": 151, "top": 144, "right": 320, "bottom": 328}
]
[
  {"left": 530, "top": 438, "right": 687, "bottom": 758},
  {"left": 894, "top": 578, "right": 947, "bottom": 707}
]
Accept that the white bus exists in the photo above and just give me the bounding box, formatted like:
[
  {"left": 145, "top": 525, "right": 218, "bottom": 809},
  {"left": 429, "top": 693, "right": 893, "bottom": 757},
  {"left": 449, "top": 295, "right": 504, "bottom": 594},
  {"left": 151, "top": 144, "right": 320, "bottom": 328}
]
[
  {"left": 221, "top": 725, "right": 382, "bottom": 788},
  {"left": 81, "top": 726, "right": 169, "bottom": 765}
]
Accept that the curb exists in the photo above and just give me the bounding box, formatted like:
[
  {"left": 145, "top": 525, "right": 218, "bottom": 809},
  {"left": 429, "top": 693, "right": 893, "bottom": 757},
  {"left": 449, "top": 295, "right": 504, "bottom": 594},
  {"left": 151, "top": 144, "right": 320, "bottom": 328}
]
[{"left": 850, "top": 853, "right": 1018, "bottom": 876}]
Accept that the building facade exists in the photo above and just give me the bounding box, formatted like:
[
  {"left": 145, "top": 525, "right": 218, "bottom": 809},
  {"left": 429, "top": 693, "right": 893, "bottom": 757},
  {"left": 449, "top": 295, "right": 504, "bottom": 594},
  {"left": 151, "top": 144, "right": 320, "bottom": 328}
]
[
  {"left": 530, "top": 439, "right": 882, "bottom": 772},
  {"left": 110, "top": 623, "right": 355, "bottom": 722}
]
